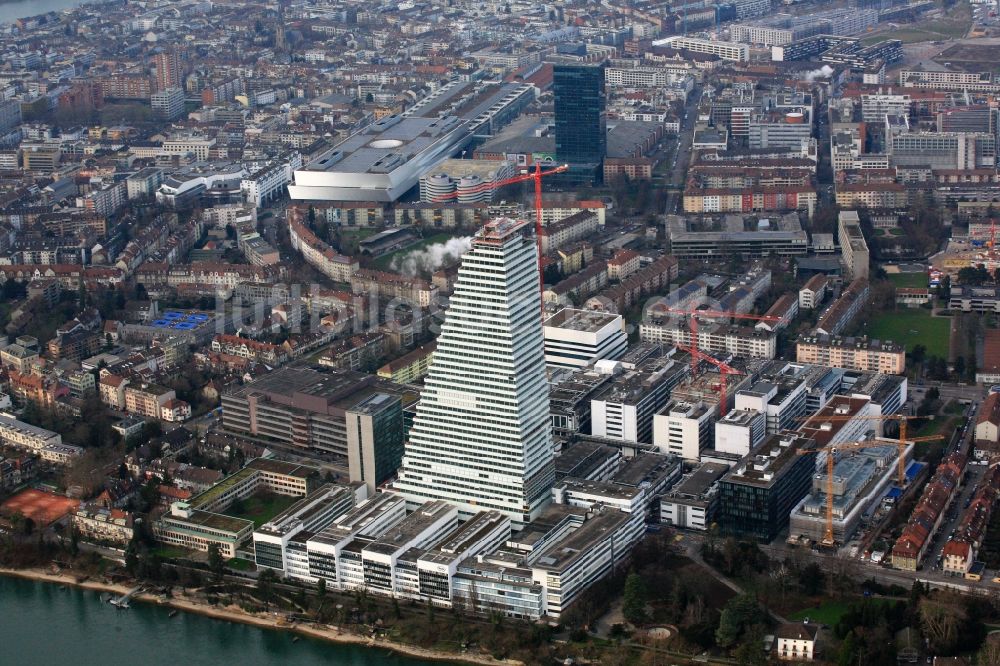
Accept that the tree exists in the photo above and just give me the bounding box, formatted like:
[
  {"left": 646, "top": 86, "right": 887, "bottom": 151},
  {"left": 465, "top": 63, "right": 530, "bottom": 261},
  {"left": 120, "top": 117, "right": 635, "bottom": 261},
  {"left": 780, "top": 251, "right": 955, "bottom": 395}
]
[
  {"left": 954, "top": 355, "right": 966, "bottom": 379},
  {"left": 207, "top": 544, "right": 225, "bottom": 581},
  {"left": 316, "top": 577, "right": 326, "bottom": 597},
  {"left": 910, "top": 344, "right": 926, "bottom": 366},
  {"left": 257, "top": 568, "right": 277, "bottom": 607},
  {"left": 622, "top": 572, "right": 647, "bottom": 625},
  {"left": 837, "top": 630, "right": 858, "bottom": 666},
  {"left": 920, "top": 593, "right": 967, "bottom": 654},
  {"left": 716, "top": 593, "right": 761, "bottom": 648},
  {"left": 797, "top": 561, "right": 824, "bottom": 596}
]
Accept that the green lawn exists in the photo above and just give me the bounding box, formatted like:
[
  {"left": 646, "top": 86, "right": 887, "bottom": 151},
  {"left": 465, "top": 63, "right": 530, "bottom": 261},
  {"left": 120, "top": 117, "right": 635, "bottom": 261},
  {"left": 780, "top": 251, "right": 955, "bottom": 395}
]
[
  {"left": 152, "top": 546, "right": 192, "bottom": 560},
  {"left": 887, "top": 272, "right": 929, "bottom": 289},
  {"left": 226, "top": 557, "right": 255, "bottom": 571},
  {"left": 789, "top": 598, "right": 893, "bottom": 625},
  {"left": 788, "top": 601, "right": 852, "bottom": 625},
  {"left": 223, "top": 493, "right": 298, "bottom": 528},
  {"left": 868, "top": 309, "right": 950, "bottom": 357},
  {"left": 372, "top": 232, "right": 466, "bottom": 271}
]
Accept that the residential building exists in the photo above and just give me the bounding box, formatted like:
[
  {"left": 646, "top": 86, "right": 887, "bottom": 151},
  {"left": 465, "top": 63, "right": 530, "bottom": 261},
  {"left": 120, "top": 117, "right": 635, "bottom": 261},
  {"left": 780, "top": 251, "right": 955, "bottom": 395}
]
[
  {"left": 123, "top": 383, "right": 177, "bottom": 419},
  {"left": 799, "top": 274, "right": 828, "bottom": 309},
  {"left": 776, "top": 623, "right": 820, "bottom": 661},
  {"left": 377, "top": 343, "right": 436, "bottom": 384},
  {"left": 797, "top": 335, "right": 905, "bottom": 374},
  {"left": 71, "top": 504, "right": 135, "bottom": 545},
  {"left": 837, "top": 210, "right": 869, "bottom": 280},
  {"left": 891, "top": 453, "right": 965, "bottom": 571}
]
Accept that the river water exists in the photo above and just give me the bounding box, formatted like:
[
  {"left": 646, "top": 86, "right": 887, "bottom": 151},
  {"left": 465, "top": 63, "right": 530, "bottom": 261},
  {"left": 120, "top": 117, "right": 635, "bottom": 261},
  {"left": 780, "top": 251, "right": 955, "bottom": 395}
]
[
  {"left": 0, "top": 576, "right": 441, "bottom": 666},
  {"left": 0, "top": 0, "right": 103, "bottom": 25}
]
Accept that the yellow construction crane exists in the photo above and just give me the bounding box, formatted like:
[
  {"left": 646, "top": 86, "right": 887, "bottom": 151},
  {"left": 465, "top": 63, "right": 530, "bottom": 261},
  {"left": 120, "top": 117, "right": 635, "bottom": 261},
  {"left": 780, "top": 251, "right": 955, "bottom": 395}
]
[
  {"left": 795, "top": 435, "right": 942, "bottom": 547},
  {"left": 797, "top": 413, "right": 940, "bottom": 487}
]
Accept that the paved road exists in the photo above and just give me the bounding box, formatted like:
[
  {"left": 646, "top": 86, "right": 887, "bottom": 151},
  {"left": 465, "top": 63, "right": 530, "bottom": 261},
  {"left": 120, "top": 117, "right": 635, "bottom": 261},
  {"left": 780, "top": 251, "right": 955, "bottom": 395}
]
[{"left": 662, "top": 84, "right": 703, "bottom": 216}]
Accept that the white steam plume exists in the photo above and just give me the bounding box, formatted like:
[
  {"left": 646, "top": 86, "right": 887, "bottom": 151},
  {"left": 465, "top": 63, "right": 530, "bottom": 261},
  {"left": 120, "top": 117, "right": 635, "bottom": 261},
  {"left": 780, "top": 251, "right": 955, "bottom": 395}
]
[
  {"left": 391, "top": 236, "right": 472, "bottom": 277},
  {"left": 803, "top": 65, "right": 834, "bottom": 83}
]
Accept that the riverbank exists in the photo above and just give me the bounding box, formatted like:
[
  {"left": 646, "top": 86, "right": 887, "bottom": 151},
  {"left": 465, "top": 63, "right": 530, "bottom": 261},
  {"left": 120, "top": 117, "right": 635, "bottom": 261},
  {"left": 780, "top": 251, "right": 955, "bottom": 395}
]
[{"left": 0, "top": 566, "right": 518, "bottom": 666}]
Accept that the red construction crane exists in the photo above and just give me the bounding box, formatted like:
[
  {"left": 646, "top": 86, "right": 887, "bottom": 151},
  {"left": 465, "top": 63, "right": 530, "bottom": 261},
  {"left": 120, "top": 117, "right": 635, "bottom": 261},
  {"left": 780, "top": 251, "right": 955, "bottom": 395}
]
[
  {"left": 647, "top": 303, "right": 788, "bottom": 375},
  {"left": 431, "top": 162, "right": 569, "bottom": 313},
  {"left": 677, "top": 343, "right": 742, "bottom": 415}
]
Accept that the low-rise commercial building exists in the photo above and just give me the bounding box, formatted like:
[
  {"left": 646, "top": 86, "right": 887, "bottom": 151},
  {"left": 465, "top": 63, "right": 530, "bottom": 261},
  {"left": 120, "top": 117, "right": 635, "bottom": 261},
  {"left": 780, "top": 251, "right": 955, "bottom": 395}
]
[{"left": 660, "top": 462, "right": 730, "bottom": 530}]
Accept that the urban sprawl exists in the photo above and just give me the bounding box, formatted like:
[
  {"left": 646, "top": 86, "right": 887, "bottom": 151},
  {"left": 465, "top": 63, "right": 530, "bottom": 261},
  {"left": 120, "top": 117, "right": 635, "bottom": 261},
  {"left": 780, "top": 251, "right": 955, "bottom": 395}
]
[{"left": 3, "top": 0, "right": 1000, "bottom": 663}]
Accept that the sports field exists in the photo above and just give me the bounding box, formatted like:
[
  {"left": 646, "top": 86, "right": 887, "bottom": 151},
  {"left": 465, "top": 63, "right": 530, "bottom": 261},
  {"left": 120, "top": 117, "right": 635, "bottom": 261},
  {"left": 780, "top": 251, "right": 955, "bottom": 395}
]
[
  {"left": 868, "top": 309, "right": 950, "bottom": 358},
  {"left": 1, "top": 488, "right": 79, "bottom": 527}
]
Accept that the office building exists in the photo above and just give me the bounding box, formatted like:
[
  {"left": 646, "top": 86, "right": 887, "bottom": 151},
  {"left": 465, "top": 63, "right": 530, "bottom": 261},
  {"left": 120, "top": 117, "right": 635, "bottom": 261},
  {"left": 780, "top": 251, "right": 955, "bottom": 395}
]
[
  {"left": 154, "top": 459, "right": 319, "bottom": 558},
  {"left": 652, "top": 400, "right": 715, "bottom": 461},
  {"left": 393, "top": 218, "right": 555, "bottom": 525},
  {"left": 660, "top": 462, "right": 730, "bottom": 530},
  {"left": 666, "top": 214, "right": 810, "bottom": 258},
  {"left": 653, "top": 36, "right": 749, "bottom": 61},
  {"left": 717, "top": 432, "right": 816, "bottom": 541},
  {"left": 253, "top": 484, "right": 359, "bottom": 578},
  {"left": 590, "top": 348, "right": 688, "bottom": 444},
  {"left": 346, "top": 393, "right": 404, "bottom": 495},
  {"left": 151, "top": 87, "right": 185, "bottom": 121},
  {"left": 542, "top": 308, "right": 627, "bottom": 369},
  {"left": 221, "top": 367, "right": 405, "bottom": 466},
  {"left": 888, "top": 131, "right": 995, "bottom": 170},
  {"left": 553, "top": 62, "right": 607, "bottom": 178},
  {"left": 714, "top": 408, "right": 767, "bottom": 457},
  {"left": 735, "top": 378, "right": 808, "bottom": 436}
]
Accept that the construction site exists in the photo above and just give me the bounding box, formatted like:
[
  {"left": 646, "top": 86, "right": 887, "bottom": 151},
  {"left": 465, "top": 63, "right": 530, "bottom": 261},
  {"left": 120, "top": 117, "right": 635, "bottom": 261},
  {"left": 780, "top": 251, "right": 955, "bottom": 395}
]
[{"left": 788, "top": 440, "right": 908, "bottom": 544}]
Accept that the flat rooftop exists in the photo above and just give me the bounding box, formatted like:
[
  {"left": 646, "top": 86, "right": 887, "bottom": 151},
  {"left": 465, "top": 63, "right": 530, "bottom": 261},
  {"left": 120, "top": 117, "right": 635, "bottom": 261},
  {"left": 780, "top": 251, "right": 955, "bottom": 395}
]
[
  {"left": 667, "top": 461, "right": 731, "bottom": 500},
  {"left": 310, "top": 493, "right": 406, "bottom": 546},
  {"left": 724, "top": 432, "right": 814, "bottom": 488},
  {"left": 544, "top": 307, "right": 621, "bottom": 333},
  {"left": 365, "top": 500, "right": 455, "bottom": 556},
  {"left": 303, "top": 115, "right": 470, "bottom": 175},
  {"left": 532, "top": 509, "right": 630, "bottom": 573}
]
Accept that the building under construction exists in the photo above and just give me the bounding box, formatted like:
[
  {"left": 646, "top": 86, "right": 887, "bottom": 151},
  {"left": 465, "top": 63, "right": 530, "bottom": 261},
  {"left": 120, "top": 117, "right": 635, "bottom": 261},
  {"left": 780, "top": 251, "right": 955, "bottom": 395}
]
[{"left": 787, "top": 439, "right": 911, "bottom": 544}]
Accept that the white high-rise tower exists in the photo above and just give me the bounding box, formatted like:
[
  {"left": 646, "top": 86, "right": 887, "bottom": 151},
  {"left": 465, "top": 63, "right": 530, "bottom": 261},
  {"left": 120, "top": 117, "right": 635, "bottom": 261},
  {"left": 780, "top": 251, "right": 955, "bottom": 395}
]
[{"left": 393, "top": 218, "right": 554, "bottom": 525}]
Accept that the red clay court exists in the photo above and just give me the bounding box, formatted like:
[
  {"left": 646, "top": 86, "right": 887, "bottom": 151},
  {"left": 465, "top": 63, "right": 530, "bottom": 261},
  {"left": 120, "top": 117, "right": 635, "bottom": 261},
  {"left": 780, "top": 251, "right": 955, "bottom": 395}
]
[{"left": 0, "top": 488, "right": 79, "bottom": 526}]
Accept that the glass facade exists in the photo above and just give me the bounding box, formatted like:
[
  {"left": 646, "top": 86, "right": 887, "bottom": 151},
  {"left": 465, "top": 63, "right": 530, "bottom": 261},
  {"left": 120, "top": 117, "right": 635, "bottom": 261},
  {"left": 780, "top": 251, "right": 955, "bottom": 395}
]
[
  {"left": 717, "top": 453, "right": 814, "bottom": 542},
  {"left": 254, "top": 541, "right": 285, "bottom": 571},
  {"left": 553, "top": 63, "right": 607, "bottom": 165}
]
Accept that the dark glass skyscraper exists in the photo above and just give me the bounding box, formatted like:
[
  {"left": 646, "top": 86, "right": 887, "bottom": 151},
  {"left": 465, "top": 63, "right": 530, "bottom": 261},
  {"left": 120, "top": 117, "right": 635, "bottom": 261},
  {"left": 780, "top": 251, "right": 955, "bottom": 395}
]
[{"left": 553, "top": 62, "right": 607, "bottom": 167}]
